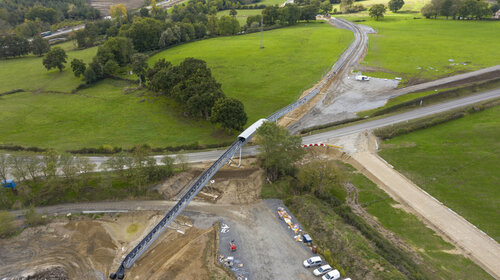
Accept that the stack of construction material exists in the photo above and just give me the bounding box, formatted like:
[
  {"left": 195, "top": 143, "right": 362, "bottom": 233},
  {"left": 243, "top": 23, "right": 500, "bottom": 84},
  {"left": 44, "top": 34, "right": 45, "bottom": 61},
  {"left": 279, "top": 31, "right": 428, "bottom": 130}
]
[{"left": 277, "top": 207, "right": 303, "bottom": 236}]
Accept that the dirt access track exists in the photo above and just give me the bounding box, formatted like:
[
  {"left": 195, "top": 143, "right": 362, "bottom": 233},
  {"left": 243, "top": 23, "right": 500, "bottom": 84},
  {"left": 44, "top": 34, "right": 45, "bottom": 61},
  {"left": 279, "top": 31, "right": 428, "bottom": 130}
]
[
  {"left": 1, "top": 164, "right": 317, "bottom": 280},
  {"left": 321, "top": 132, "right": 500, "bottom": 279}
]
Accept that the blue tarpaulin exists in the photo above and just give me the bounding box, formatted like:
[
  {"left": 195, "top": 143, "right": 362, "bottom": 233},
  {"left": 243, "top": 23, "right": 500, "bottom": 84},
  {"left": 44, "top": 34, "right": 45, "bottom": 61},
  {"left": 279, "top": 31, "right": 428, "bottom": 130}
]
[{"left": 1, "top": 180, "right": 16, "bottom": 189}]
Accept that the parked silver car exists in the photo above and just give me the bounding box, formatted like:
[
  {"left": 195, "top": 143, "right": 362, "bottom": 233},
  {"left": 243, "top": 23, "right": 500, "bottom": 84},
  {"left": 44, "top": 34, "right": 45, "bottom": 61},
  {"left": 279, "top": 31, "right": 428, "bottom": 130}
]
[
  {"left": 303, "top": 256, "right": 322, "bottom": 268},
  {"left": 313, "top": 264, "right": 333, "bottom": 276}
]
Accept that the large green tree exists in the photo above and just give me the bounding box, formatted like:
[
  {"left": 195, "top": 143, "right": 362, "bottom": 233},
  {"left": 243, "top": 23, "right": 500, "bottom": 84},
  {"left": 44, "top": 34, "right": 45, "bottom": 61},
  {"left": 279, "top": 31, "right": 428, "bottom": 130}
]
[
  {"left": 388, "top": 0, "right": 405, "bottom": 12},
  {"left": 71, "top": 58, "right": 86, "bottom": 77},
  {"left": 256, "top": 122, "right": 305, "bottom": 181},
  {"left": 320, "top": 1, "right": 333, "bottom": 14},
  {"left": 218, "top": 15, "right": 240, "bottom": 35},
  {"left": 210, "top": 97, "right": 248, "bottom": 135},
  {"left": 96, "top": 36, "right": 134, "bottom": 66},
  {"left": 369, "top": 4, "right": 387, "bottom": 20},
  {"left": 31, "top": 35, "right": 50, "bottom": 56},
  {"left": 43, "top": 47, "right": 67, "bottom": 72},
  {"left": 263, "top": 5, "right": 280, "bottom": 25},
  {"left": 132, "top": 53, "right": 148, "bottom": 87},
  {"left": 301, "top": 5, "right": 319, "bottom": 21},
  {"left": 128, "top": 17, "right": 164, "bottom": 52},
  {"left": 281, "top": 4, "right": 301, "bottom": 25}
]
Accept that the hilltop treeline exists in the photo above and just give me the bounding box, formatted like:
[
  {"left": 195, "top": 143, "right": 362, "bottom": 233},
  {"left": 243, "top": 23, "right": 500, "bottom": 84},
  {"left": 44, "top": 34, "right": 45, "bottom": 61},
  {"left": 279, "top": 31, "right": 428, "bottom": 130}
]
[
  {"left": 422, "top": 0, "right": 498, "bottom": 19},
  {"left": 0, "top": 0, "right": 100, "bottom": 36}
]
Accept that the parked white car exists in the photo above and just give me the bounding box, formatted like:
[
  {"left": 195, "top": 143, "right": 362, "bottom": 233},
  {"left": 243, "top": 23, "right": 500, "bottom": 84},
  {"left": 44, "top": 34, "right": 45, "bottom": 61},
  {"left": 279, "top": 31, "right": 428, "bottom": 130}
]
[
  {"left": 313, "top": 264, "right": 333, "bottom": 276},
  {"left": 355, "top": 75, "right": 370, "bottom": 81},
  {"left": 322, "top": 269, "right": 340, "bottom": 280},
  {"left": 303, "top": 256, "right": 322, "bottom": 268}
]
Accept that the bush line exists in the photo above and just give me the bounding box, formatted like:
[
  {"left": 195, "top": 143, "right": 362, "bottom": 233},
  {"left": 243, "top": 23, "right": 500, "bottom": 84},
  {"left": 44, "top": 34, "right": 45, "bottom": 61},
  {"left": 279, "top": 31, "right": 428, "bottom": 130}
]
[
  {"left": 375, "top": 98, "right": 500, "bottom": 139},
  {"left": 370, "top": 78, "right": 500, "bottom": 117},
  {"left": 0, "top": 141, "right": 234, "bottom": 155}
]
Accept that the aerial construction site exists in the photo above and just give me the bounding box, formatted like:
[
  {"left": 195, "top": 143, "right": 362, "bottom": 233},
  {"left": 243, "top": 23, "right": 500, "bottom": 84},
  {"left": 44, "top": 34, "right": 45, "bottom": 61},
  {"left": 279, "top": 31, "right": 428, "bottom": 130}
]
[{"left": 1, "top": 0, "right": 499, "bottom": 279}]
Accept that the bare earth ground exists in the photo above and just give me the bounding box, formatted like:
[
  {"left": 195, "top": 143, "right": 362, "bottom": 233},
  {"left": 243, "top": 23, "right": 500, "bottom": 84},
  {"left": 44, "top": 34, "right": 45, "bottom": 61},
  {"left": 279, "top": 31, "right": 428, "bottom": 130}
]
[
  {"left": 315, "top": 132, "right": 500, "bottom": 279},
  {"left": 0, "top": 163, "right": 315, "bottom": 280}
]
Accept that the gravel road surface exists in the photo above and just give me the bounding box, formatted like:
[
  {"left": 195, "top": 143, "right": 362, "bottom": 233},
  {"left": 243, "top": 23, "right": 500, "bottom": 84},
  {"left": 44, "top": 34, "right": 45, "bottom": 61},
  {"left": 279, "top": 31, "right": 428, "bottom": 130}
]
[
  {"left": 352, "top": 151, "right": 500, "bottom": 279},
  {"left": 15, "top": 200, "right": 317, "bottom": 280}
]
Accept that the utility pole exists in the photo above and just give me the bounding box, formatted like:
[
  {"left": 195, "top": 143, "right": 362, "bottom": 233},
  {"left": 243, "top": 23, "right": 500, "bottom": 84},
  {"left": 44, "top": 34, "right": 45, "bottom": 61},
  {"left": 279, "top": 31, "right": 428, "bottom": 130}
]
[{"left": 260, "top": 15, "right": 264, "bottom": 49}]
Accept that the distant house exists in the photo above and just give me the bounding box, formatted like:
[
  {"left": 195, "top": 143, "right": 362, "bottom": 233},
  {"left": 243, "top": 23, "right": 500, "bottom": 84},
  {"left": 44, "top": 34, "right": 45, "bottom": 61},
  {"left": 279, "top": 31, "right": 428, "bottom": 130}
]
[{"left": 494, "top": 9, "right": 500, "bottom": 19}]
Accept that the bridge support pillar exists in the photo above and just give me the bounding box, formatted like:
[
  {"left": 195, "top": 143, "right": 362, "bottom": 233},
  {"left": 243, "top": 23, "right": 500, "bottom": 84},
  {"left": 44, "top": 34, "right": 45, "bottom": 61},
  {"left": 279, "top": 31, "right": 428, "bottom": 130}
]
[{"left": 237, "top": 146, "right": 242, "bottom": 168}]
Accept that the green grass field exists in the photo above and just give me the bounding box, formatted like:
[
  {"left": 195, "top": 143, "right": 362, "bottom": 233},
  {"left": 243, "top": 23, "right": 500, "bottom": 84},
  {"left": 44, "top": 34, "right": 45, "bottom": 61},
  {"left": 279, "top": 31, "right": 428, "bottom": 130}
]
[
  {"left": 378, "top": 106, "right": 500, "bottom": 242},
  {"left": 150, "top": 22, "right": 352, "bottom": 124},
  {"left": 0, "top": 80, "right": 234, "bottom": 150},
  {"left": 256, "top": 0, "right": 285, "bottom": 6},
  {"left": 333, "top": 0, "right": 430, "bottom": 13},
  {"left": 338, "top": 15, "right": 500, "bottom": 83},
  {"left": 0, "top": 23, "right": 351, "bottom": 150},
  {"left": 217, "top": 9, "right": 263, "bottom": 25},
  {"left": 0, "top": 41, "right": 97, "bottom": 93},
  {"left": 349, "top": 170, "right": 493, "bottom": 279}
]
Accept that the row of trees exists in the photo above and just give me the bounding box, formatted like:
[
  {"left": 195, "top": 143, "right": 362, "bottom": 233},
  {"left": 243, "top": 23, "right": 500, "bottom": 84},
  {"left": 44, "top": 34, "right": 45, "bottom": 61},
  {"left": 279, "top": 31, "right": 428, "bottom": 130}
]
[
  {"left": 0, "top": 147, "right": 180, "bottom": 209},
  {"left": 261, "top": 4, "right": 325, "bottom": 25},
  {"left": 0, "top": 0, "right": 100, "bottom": 34},
  {"left": 147, "top": 58, "right": 248, "bottom": 134},
  {"left": 65, "top": 50, "right": 248, "bottom": 134},
  {"left": 422, "top": 0, "right": 495, "bottom": 19},
  {"left": 79, "top": 36, "right": 135, "bottom": 82},
  {"left": 0, "top": 34, "right": 50, "bottom": 59}
]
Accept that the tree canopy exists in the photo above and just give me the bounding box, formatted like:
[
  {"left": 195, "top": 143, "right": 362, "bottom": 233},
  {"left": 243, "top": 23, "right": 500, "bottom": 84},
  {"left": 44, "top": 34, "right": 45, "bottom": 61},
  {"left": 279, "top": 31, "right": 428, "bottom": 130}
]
[
  {"left": 211, "top": 97, "right": 248, "bottom": 135},
  {"left": 31, "top": 35, "right": 50, "bottom": 56},
  {"left": 388, "top": 0, "right": 405, "bottom": 12},
  {"left": 369, "top": 4, "right": 387, "bottom": 20},
  {"left": 71, "top": 58, "right": 86, "bottom": 77},
  {"left": 43, "top": 47, "right": 67, "bottom": 72},
  {"left": 256, "top": 122, "right": 305, "bottom": 182},
  {"left": 421, "top": 0, "right": 492, "bottom": 19},
  {"left": 128, "top": 17, "right": 164, "bottom": 52}
]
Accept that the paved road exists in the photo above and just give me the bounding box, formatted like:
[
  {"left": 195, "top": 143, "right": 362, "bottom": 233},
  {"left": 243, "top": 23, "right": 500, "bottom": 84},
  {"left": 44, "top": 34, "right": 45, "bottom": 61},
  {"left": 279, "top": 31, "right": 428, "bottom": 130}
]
[
  {"left": 43, "top": 25, "right": 85, "bottom": 39},
  {"left": 388, "top": 65, "right": 500, "bottom": 99},
  {"left": 104, "top": 88, "right": 498, "bottom": 165},
  {"left": 353, "top": 151, "right": 500, "bottom": 279},
  {"left": 302, "top": 88, "right": 500, "bottom": 143}
]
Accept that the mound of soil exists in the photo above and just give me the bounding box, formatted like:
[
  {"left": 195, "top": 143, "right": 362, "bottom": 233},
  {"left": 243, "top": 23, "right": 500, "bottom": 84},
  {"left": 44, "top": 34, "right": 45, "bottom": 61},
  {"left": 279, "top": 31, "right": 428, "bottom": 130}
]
[{"left": 19, "top": 267, "right": 68, "bottom": 280}]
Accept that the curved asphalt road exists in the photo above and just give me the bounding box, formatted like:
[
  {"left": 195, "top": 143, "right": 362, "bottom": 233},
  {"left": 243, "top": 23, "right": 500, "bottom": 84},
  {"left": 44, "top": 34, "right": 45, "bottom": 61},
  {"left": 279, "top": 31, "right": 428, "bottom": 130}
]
[{"left": 125, "top": 88, "right": 499, "bottom": 165}]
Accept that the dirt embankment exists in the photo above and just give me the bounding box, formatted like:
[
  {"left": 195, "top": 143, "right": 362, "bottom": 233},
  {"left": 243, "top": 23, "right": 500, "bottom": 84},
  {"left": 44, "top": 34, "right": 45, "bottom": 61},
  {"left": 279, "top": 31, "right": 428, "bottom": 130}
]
[
  {"left": 0, "top": 211, "right": 231, "bottom": 280},
  {"left": 157, "top": 161, "right": 264, "bottom": 204},
  {"left": 1, "top": 163, "right": 264, "bottom": 280}
]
